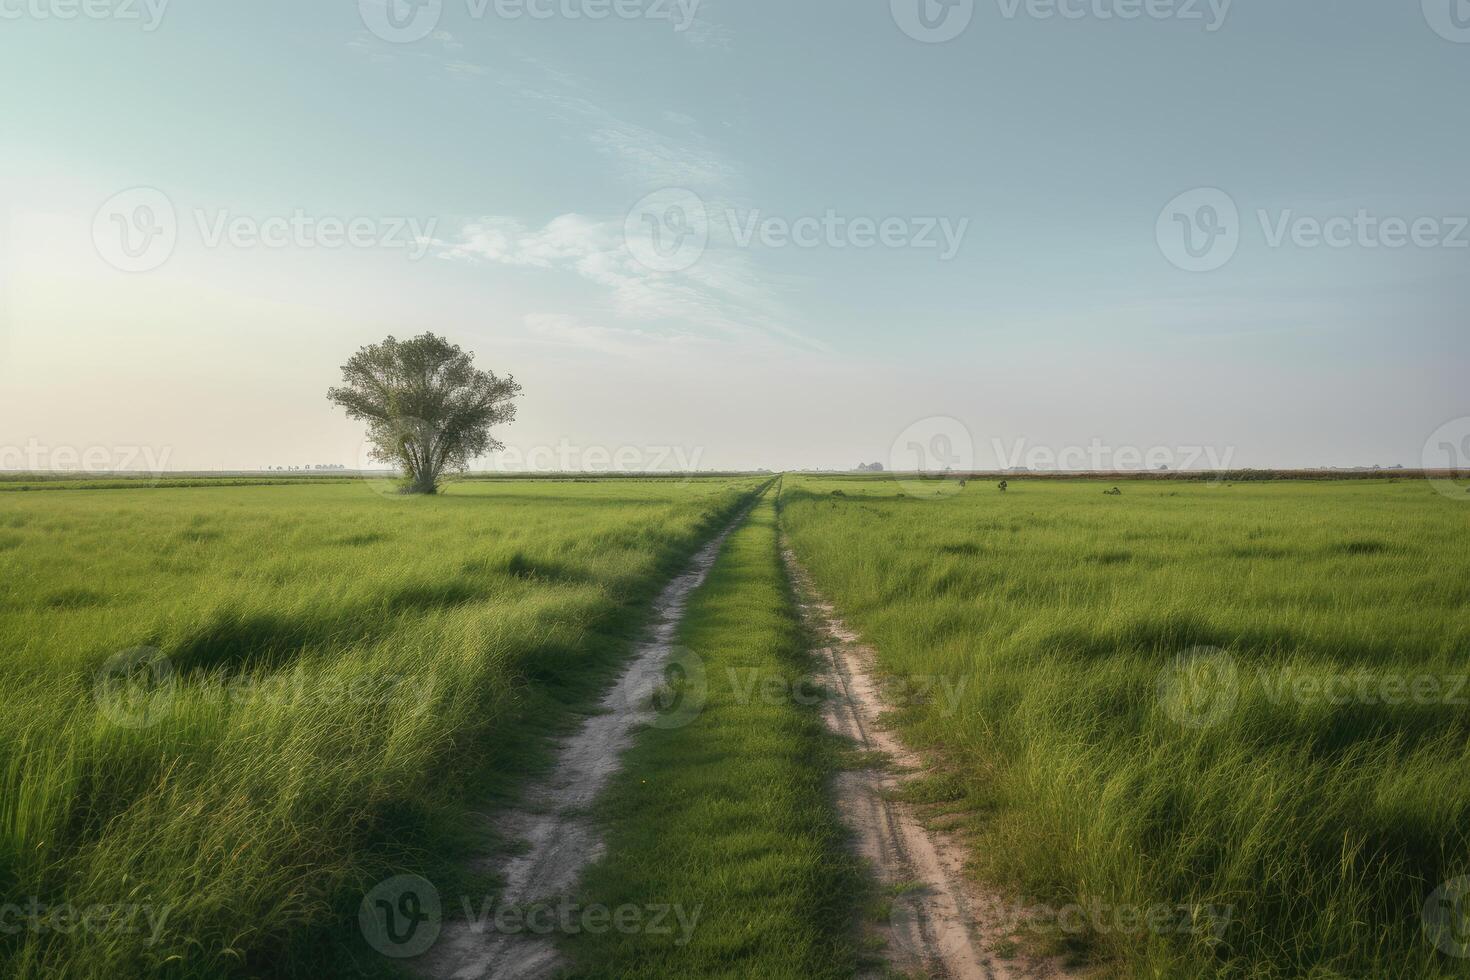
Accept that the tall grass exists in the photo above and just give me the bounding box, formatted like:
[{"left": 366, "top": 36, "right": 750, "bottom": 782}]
[
  {"left": 0, "top": 478, "right": 757, "bottom": 978},
  {"left": 780, "top": 477, "right": 1470, "bottom": 978}
]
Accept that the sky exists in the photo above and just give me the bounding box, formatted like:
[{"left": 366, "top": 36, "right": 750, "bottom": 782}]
[{"left": 0, "top": 0, "right": 1467, "bottom": 473}]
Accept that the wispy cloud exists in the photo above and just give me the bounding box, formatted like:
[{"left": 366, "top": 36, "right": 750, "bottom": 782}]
[
  {"left": 351, "top": 14, "right": 816, "bottom": 352},
  {"left": 494, "top": 57, "right": 740, "bottom": 191},
  {"left": 433, "top": 214, "right": 824, "bottom": 352}
]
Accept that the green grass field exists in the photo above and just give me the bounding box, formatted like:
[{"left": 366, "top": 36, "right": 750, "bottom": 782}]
[
  {"left": 0, "top": 477, "right": 759, "bottom": 978},
  {"left": 5, "top": 474, "right": 1468, "bottom": 978},
  {"left": 779, "top": 476, "right": 1470, "bottom": 977}
]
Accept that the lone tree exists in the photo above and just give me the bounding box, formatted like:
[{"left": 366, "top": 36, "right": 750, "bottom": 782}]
[{"left": 328, "top": 333, "right": 521, "bottom": 495}]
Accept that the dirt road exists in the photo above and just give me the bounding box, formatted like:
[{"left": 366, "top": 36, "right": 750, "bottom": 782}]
[{"left": 417, "top": 510, "right": 748, "bottom": 980}]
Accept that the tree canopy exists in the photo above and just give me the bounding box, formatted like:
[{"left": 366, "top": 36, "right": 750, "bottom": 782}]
[{"left": 328, "top": 333, "right": 521, "bottom": 494}]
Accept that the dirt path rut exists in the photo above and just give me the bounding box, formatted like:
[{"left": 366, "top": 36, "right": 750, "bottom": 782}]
[
  {"left": 783, "top": 548, "right": 1070, "bottom": 980},
  {"left": 417, "top": 509, "right": 748, "bottom": 980}
]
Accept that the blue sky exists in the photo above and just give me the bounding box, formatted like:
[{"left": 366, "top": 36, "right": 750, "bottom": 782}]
[{"left": 1, "top": 0, "right": 1466, "bottom": 472}]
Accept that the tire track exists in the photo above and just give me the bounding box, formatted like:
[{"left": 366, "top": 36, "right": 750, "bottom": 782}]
[
  {"left": 416, "top": 503, "right": 754, "bottom": 980},
  {"left": 783, "top": 547, "right": 1071, "bottom": 980}
]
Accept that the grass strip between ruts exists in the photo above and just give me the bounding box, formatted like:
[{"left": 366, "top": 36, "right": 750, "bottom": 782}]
[{"left": 561, "top": 486, "right": 865, "bottom": 979}]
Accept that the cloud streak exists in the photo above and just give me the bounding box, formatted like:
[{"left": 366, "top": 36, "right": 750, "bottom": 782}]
[{"left": 432, "top": 213, "right": 824, "bottom": 352}]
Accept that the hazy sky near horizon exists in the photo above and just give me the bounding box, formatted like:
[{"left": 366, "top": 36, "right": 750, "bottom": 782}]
[{"left": 1, "top": 0, "right": 1467, "bottom": 472}]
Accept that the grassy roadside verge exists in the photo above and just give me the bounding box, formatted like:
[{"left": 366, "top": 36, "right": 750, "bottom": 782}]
[{"left": 560, "top": 486, "right": 864, "bottom": 978}]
